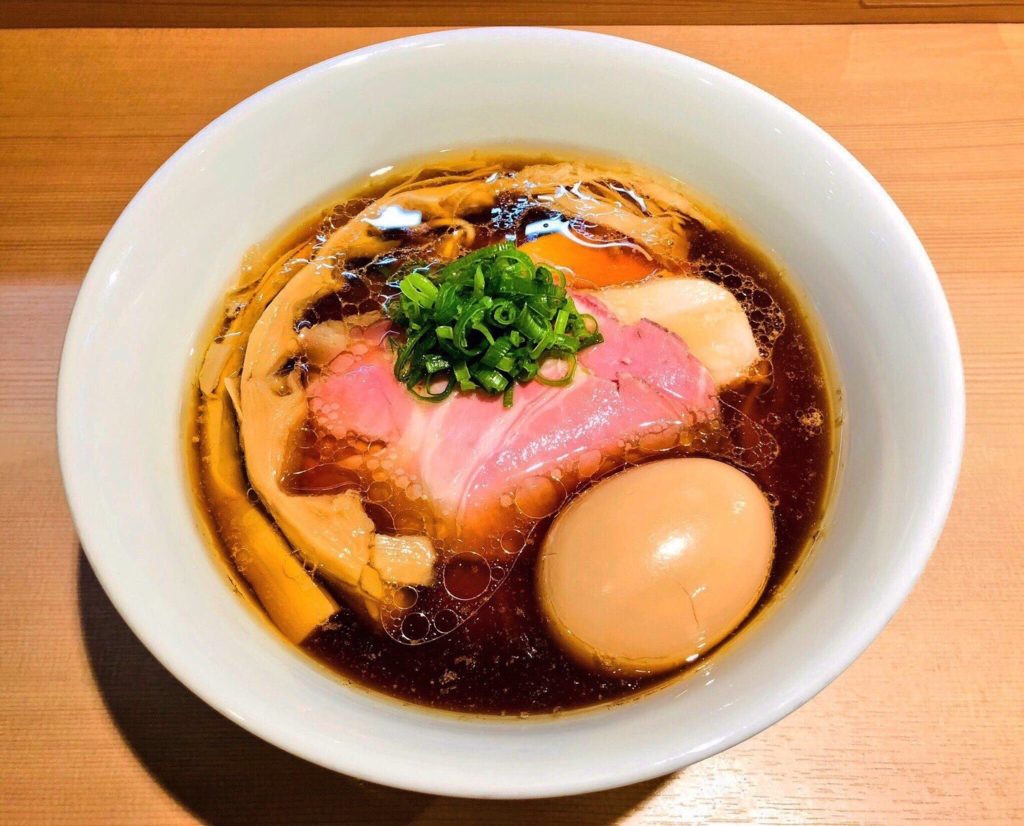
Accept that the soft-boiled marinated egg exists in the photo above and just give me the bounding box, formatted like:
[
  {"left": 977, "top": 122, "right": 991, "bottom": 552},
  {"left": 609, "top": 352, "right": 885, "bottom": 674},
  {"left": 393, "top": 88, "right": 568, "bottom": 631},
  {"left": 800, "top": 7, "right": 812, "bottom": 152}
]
[
  {"left": 537, "top": 458, "right": 774, "bottom": 676},
  {"left": 589, "top": 278, "right": 760, "bottom": 387}
]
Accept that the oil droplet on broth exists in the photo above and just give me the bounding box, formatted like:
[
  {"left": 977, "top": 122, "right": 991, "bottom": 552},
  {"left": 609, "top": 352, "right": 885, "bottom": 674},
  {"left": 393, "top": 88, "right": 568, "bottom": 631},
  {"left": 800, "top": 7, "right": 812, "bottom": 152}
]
[
  {"left": 433, "top": 608, "right": 461, "bottom": 635},
  {"left": 513, "top": 475, "right": 565, "bottom": 519},
  {"left": 443, "top": 553, "right": 491, "bottom": 601},
  {"left": 500, "top": 529, "right": 526, "bottom": 555},
  {"left": 400, "top": 612, "right": 431, "bottom": 642},
  {"left": 393, "top": 586, "right": 418, "bottom": 610}
]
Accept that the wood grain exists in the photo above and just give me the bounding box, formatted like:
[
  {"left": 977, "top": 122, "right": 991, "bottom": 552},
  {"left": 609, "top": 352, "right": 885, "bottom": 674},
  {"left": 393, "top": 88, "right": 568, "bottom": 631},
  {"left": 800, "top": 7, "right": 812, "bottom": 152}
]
[
  {"left": 3, "top": 0, "right": 1024, "bottom": 28},
  {"left": 1, "top": 25, "right": 1022, "bottom": 825}
]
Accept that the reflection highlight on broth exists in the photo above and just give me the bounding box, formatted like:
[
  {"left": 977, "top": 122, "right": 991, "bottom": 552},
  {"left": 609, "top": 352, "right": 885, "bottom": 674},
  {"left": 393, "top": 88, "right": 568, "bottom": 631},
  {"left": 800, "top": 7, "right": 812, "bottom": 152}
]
[{"left": 189, "top": 154, "right": 836, "bottom": 714}]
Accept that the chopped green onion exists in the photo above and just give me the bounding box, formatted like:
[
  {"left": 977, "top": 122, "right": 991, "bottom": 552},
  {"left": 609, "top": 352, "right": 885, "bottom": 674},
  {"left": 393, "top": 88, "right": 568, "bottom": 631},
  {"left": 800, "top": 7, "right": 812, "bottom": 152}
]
[
  {"left": 386, "top": 242, "right": 602, "bottom": 405},
  {"left": 536, "top": 354, "right": 577, "bottom": 387},
  {"left": 421, "top": 353, "right": 449, "bottom": 374},
  {"left": 579, "top": 313, "right": 600, "bottom": 335},
  {"left": 515, "top": 305, "right": 547, "bottom": 341},
  {"left": 472, "top": 366, "right": 509, "bottom": 394},
  {"left": 399, "top": 273, "right": 438, "bottom": 308},
  {"left": 517, "top": 360, "right": 539, "bottom": 382},
  {"left": 529, "top": 331, "right": 554, "bottom": 359},
  {"left": 481, "top": 337, "right": 513, "bottom": 369},
  {"left": 453, "top": 361, "right": 474, "bottom": 391},
  {"left": 409, "top": 372, "right": 455, "bottom": 402},
  {"left": 491, "top": 301, "right": 517, "bottom": 326}
]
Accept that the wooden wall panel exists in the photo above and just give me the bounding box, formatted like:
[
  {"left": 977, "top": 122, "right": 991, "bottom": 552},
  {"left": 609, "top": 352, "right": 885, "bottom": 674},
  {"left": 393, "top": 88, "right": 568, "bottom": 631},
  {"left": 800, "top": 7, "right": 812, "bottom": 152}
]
[{"left": 2, "top": 0, "right": 1023, "bottom": 28}]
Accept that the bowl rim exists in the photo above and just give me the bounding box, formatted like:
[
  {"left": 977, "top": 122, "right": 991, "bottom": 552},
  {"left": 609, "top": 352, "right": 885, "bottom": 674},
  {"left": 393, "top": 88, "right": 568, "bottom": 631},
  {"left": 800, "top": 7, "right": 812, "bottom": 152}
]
[{"left": 58, "top": 27, "right": 966, "bottom": 798}]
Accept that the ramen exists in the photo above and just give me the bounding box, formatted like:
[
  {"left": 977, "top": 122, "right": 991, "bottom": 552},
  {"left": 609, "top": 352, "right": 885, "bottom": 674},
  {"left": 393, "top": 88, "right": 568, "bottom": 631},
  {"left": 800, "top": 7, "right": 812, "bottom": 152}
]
[{"left": 188, "top": 153, "right": 836, "bottom": 713}]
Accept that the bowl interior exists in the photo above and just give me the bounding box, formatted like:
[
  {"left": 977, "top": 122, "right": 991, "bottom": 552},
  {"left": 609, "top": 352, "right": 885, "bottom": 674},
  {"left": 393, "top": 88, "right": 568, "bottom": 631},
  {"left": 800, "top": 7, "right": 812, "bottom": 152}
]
[{"left": 59, "top": 29, "right": 963, "bottom": 798}]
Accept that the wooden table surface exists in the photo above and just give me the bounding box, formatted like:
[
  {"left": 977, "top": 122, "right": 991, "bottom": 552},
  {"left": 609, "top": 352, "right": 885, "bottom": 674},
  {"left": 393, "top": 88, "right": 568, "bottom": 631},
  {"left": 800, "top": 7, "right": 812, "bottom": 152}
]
[{"left": 1, "top": 24, "right": 1022, "bottom": 825}]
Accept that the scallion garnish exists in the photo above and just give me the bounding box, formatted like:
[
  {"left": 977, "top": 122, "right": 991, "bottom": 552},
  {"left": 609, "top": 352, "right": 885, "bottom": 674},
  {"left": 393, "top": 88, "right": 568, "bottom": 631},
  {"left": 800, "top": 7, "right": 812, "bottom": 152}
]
[{"left": 386, "top": 242, "right": 603, "bottom": 406}]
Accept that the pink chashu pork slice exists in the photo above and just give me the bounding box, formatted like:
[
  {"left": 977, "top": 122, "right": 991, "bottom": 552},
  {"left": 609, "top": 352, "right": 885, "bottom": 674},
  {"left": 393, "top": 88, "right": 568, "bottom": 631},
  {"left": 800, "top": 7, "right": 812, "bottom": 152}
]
[{"left": 307, "top": 292, "right": 718, "bottom": 554}]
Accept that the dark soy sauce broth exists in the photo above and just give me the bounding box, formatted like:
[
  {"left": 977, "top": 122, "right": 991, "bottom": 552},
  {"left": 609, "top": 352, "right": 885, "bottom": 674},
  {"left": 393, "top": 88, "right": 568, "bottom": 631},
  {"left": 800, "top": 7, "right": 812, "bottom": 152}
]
[{"left": 194, "top": 156, "right": 836, "bottom": 715}]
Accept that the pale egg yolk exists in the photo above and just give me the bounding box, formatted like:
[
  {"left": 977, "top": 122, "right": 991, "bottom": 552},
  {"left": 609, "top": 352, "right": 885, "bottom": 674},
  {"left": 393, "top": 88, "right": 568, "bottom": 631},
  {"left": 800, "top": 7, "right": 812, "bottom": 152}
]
[{"left": 537, "top": 458, "right": 774, "bottom": 675}]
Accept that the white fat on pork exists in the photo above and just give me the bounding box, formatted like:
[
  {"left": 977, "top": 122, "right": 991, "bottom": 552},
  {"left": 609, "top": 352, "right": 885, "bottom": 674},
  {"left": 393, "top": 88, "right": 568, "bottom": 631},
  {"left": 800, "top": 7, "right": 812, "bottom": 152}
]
[{"left": 586, "top": 277, "right": 760, "bottom": 388}]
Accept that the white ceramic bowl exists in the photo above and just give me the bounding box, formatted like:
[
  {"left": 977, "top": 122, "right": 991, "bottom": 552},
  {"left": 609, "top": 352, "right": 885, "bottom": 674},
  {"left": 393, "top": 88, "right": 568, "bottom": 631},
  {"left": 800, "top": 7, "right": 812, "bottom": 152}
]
[{"left": 58, "top": 28, "right": 964, "bottom": 798}]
